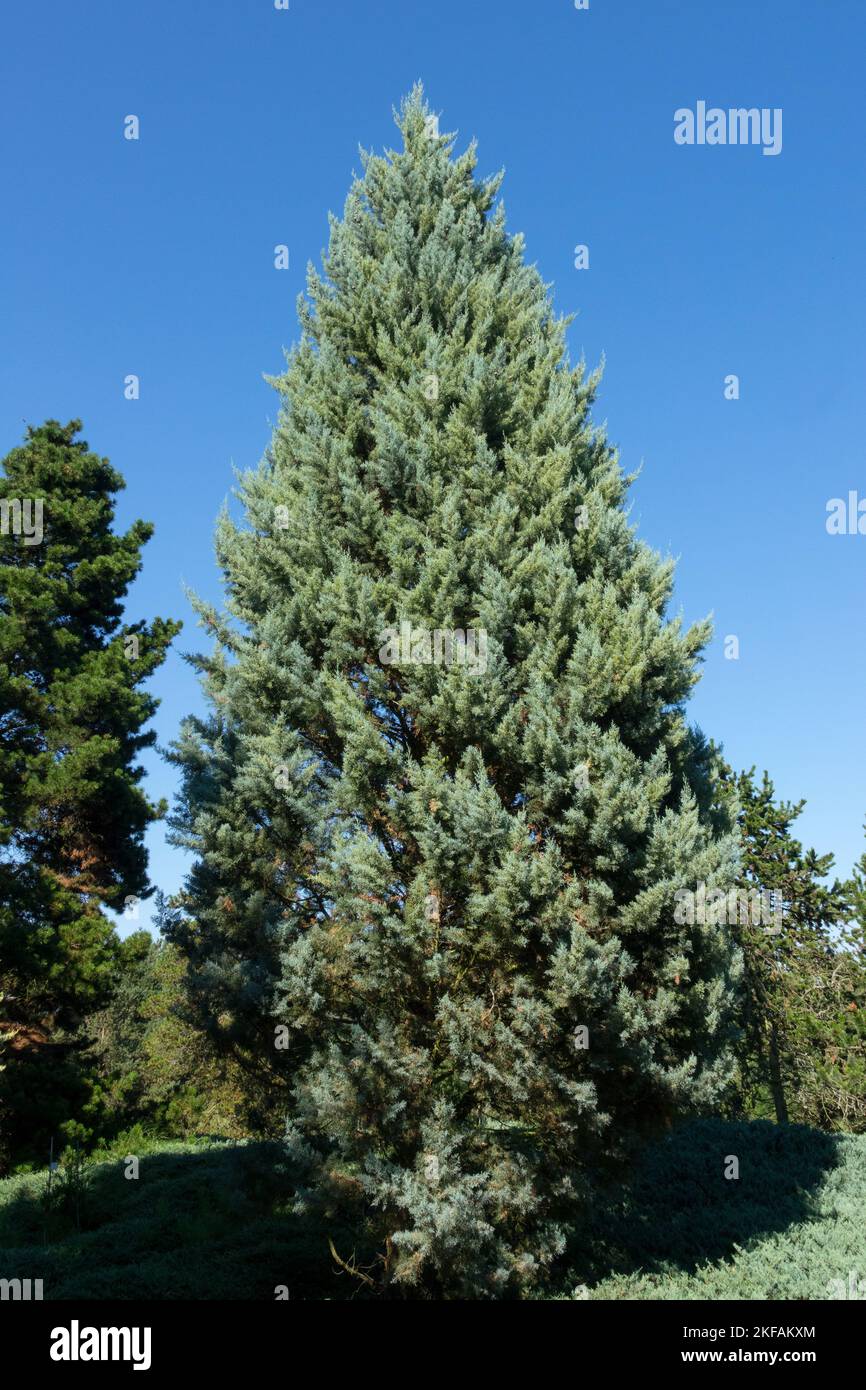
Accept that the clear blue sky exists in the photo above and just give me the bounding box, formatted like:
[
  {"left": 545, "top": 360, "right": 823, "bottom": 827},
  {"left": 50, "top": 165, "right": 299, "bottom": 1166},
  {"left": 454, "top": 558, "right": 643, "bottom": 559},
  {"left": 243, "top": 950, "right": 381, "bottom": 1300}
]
[{"left": 2, "top": 0, "right": 864, "bottom": 931}]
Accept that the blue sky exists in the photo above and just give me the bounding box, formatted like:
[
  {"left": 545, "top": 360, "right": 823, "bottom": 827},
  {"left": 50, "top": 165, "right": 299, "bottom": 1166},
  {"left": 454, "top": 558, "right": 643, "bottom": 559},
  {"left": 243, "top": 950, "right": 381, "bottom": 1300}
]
[{"left": 2, "top": 0, "right": 864, "bottom": 930}]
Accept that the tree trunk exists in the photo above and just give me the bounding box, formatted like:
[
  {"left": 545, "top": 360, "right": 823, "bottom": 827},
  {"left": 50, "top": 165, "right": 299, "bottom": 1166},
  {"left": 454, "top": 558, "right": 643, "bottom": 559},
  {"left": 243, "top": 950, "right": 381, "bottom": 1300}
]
[{"left": 768, "top": 1023, "right": 789, "bottom": 1124}]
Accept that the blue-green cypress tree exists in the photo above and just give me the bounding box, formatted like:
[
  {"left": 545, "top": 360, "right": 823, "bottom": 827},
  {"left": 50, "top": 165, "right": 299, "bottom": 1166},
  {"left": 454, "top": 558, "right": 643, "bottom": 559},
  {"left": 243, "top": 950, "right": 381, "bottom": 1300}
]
[{"left": 171, "top": 87, "right": 741, "bottom": 1294}]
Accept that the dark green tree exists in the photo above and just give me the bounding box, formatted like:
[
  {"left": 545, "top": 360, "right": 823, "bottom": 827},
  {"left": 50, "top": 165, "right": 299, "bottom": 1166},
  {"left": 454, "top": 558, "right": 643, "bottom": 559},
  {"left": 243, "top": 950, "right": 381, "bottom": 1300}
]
[
  {"left": 722, "top": 766, "right": 865, "bottom": 1130},
  {"left": 84, "top": 918, "right": 256, "bottom": 1145},
  {"left": 0, "top": 419, "right": 180, "bottom": 1165},
  {"left": 171, "top": 88, "right": 741, "bottom": 1294}
]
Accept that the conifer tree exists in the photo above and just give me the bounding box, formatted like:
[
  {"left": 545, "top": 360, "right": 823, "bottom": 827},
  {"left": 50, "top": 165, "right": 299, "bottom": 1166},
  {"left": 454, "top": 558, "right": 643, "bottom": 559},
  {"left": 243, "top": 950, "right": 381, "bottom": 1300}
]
[
  {"left": 722, "top": 766, "right": 864, "bottom": 1131},
  {"left": 0, "top": 419, "right": 180, "bottom": 1162},
  {"left": 171, "top": 88, "right": 741, "bottom": 1293}
]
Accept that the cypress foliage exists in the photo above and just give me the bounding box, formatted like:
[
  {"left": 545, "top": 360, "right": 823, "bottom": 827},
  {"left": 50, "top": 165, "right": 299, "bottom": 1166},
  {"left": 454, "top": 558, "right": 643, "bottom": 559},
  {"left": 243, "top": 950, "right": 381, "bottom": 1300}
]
[
  {"left": 0, "top": 420, "right": 180, "bottom": 1164},
  {"left": 171, "top": 88, "right": 741, "bottom": 1293}
]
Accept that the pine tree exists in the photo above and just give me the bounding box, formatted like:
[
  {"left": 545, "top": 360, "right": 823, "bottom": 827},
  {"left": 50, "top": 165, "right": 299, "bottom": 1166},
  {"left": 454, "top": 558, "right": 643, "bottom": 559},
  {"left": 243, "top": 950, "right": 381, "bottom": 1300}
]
[
  {"left": 722, "top": 766, "right": 864, "bottom": 1131},
  {"left": 0, "top": 419, "right": 180, "bottom": 1163},
  {"left": 171, "top": 88, "right": 741, "bottom": 1294}
]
